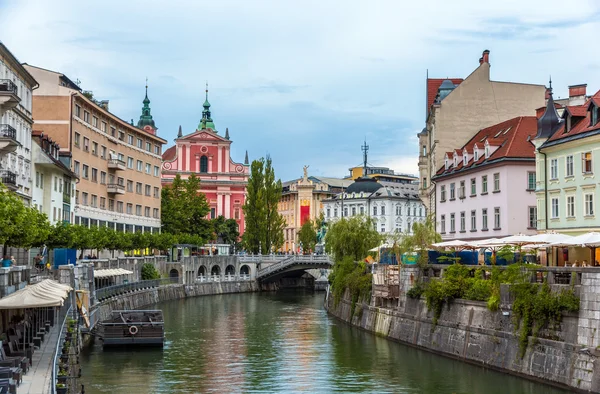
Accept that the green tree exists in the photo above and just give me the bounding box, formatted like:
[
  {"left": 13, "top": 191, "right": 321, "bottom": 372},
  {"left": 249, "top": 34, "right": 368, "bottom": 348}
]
[
  {"left": 141, "top": 263, "right": 161, "bottom": 280},
  {"left": 161, "top": 174, "right": 211, "bottom": 239},
  {"left": 324, "top": 216, "right": 382, "bottom": 262},
  {"left": 297, "top": 219, "right": 317, "bottom": 254},
  {"left": 242, "top": 157, "right": 285, "bottom": 254},
  {"left": 242, "top": 159, "right": 265, "bottom": 254},
  {"left": 0, "top": 186, "right": 51, "bottom": 256},
  {"left": 397, "top": 215, "right": 442, "bottom": 268},
  {"left": 263, "top": 156, "right": 285, "bottom": 253},
  {"left": 211, "top": 216, "right": 239, "bottom": 245}
]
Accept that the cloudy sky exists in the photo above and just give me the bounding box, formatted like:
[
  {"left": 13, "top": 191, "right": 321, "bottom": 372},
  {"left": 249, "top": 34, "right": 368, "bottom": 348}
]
[{"left": 1, "top": 0, "right": 599, "bottom": 180}]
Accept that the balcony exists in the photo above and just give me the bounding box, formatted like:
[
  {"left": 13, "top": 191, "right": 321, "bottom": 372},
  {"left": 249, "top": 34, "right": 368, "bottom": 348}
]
[
  {"left": 107, "top": 158, "right": 126, "bottom": 171},
  {"left": 0, "top": 124, "right": 20, "bottom": 154},
  {"left": 106, "top": 183, "right": 125, "bottom": 194},
  {"left": 1, "top": 171, "right": 17, "bottom": 190},
  {"left": 0, "top": 80, "right": 20, "bottom": 114}
]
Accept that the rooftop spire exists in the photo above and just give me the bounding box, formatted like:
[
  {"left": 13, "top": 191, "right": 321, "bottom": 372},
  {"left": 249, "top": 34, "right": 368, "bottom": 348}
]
[
  {"left": 177, "top": 125, "right": 182, "bottom": 138},
  {"left": 198, "top": 82, "right": 216, "bottom": 131},
  {"left": 137, "top": 79, "right": 156, "bottom": 131},
  {"left": 244, "top": 150, "right": 249, "bottom": 165},
  {"left": 535, "top": 76, "right": 563, "bottom": 140},
  {"left": 225, "top": 127, "right": 230, "bottom": 140}
]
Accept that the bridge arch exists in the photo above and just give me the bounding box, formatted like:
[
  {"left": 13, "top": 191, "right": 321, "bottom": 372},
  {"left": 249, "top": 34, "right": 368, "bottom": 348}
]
[
  {"left": 198, "top": 265, "right": 207, "bottom": 277},
  {"left": 169, "top": 269, "right": 179, "bottom": 281},
  {"left": 211, "top": 265, "right": 221, "bottom": 276},
  {"left": 240, "top": 265, "right": 250, "bottom": 276},
  {"left": 225, "top": 265, "right": 235, "bottom": 276}
]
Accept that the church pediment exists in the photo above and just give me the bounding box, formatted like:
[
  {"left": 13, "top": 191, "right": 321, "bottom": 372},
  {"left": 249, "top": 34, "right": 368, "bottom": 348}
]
[{"left": 180, "top": 129, "right": 230, "bottom": 143}]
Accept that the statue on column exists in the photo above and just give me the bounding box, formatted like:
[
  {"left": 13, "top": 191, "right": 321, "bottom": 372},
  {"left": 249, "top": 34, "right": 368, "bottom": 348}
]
[{"left": 303, "top": 165, "right": 309, "bottom": 181}]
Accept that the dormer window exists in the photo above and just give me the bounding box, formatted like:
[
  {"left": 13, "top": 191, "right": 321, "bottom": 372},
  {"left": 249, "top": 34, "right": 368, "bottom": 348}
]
[
  {"left": 454, "top": 157, "right": 458, "bottom": 167},
  {"left": 485, "top": 145, "right": 490, "bottom": 159},
  {"left": 445, "top": 157, "right": 449, "bottom": 170},
  {"left": 591, "top": 104, "right": 599, "bottom": 126},
  {"left": 474, "top": 149, "right": 479, "bottom": 161},
  {"left": 463, "top": 155, "right": 468, "bottom": 166},
  {"left": 566, "top": 114, "right": 572, "bottom": 133}
]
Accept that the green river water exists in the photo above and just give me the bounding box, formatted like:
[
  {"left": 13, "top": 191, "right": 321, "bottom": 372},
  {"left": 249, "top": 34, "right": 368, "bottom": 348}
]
[{"left": 80, "top": 291, "right": 571, "bottom": 393}]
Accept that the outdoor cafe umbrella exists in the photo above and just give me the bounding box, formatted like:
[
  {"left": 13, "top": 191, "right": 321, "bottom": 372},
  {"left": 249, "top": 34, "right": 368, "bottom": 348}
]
[
  {"left": 550, "top": 232, "right": 600, "bottom": 266},
  {"left": 431, "top": 240, "right": 472, "bottom": 249}
]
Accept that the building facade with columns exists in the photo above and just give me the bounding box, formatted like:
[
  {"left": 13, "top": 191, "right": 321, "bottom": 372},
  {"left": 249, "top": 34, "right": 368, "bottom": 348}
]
[
  {"left": 161, "top": 90, "right": 249, "bottom": 235},
  {"left": 279, "top": 168, "right": 343, "bottom": 252},
  {"left": 0, "top": 43, "right": 38, "bottom": 203}
]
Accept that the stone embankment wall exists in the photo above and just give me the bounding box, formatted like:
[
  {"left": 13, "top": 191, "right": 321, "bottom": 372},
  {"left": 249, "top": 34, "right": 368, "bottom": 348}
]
[
  {"left": 94, "top": 281, "right": 259, "bottom": 322},
  {"left": 325, "top": 266, "right": 600, "bottom": 393}
]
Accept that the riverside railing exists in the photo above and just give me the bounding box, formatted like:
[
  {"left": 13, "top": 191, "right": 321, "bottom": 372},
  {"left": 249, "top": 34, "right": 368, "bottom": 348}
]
[
  {"left": 95, "top": 278, "right": 177, "bottom": 302},
  {"left": 196, "top": 274, "right": 251, "bottom": 283},
  {"left": 422, "top": 264, "right": 585, "bottom": 286},
  {"left": 51, "top": 299, "right": 72, "bottom": 394}
]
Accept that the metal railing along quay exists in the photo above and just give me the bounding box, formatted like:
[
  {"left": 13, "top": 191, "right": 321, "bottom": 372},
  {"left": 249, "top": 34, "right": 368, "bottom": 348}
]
[
  {"left": 51, "top": 299, "right": 73, "bottom": 394},
  {"left": 95, "top": 278, "right": 178, "bottom": 302}
]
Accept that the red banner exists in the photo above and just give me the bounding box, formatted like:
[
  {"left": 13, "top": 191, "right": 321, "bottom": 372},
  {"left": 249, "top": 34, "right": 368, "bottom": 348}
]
[{"left": 300, "top": 205, "right": 310, "bottom": 225}]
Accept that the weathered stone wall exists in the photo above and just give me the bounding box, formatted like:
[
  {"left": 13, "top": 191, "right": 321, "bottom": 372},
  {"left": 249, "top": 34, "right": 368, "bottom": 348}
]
[
  {"left": 326, "top": 268, "right": 600, "bottom": 393},
  {"left": 94, "top": 281, "right": 259, "bottom": 322}
]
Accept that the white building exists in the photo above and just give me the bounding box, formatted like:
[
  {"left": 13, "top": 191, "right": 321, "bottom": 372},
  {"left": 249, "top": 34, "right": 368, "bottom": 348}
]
[
  {"left": 0, "top": 42, "right": 38, "bottom": 202},
  {"left": 31, "top": 132, "right": 77, "bottom": 224},
  {"left": 322, "top": 176, "right": 426, "bottom": 236}
]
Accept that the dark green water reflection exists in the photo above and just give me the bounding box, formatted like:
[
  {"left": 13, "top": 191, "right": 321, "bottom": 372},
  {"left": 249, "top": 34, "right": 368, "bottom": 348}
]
[{"left": 81, "top": 291, "right": 570, "bottom": 393}]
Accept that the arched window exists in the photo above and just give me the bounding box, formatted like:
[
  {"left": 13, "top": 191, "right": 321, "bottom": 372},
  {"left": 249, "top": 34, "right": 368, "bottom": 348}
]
[{"left": 200, "top": 155, "right": 208, "bottom": 173}]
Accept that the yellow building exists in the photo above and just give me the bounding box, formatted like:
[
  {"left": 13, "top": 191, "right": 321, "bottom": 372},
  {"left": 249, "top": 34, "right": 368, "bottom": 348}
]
[
  {"left": 348, "top": 165, "right": 417, "bottom": 184},
  {"left": 278, "top": 167, "right": 351, "bottom": 252}
]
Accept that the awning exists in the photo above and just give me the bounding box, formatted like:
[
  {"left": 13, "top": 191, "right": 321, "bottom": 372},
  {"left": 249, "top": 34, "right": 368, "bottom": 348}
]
[
  {"left": 94, "top": 268, "right": 134, "bottom": 278},
  {"left": 0, "top": 279, "right": 72, "bottom": 309}
]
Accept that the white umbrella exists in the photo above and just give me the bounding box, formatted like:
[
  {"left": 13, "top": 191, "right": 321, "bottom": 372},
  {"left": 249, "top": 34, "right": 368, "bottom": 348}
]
[
  {"left": 431, "top": 240, "right": 471, "bottom": 249},
  {"left": 528, "top": 232, "right": 573, "bottom": 244},
  {"left": 500, "top": 234, "right": 534, "bottom": 246},
  {"left": 551, "top": 232, "right": 600, "bottom": 248},
  {"left": 468, "top": 238, "right": 505, "bottom": 248}
]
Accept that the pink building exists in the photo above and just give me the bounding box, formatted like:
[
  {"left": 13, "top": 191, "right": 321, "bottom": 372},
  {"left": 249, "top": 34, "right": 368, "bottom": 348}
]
[
  {"left": 433, "top": 116, "right": 538, "bottom": 240},
  {"left": 161, "top": 90, "right": 249, "bottom": 236}
]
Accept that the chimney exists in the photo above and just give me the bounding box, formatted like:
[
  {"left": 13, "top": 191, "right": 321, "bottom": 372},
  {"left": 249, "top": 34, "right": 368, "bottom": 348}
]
[
  {"left": 568, "top": 84, "right": 587, "bottom": 105},
  {"left": 479, "top": 57, "right": 483, "bottom": 65},
  {"left": 482, "top": 50, "right": 490, "bottom": 64}
]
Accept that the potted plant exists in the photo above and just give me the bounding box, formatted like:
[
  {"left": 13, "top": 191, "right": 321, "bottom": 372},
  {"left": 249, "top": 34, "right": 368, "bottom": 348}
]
[
  {"left": 60, "top": 352, "right": 69, "bottom": 363},
  {"left": 56, "top": 383, "right": 67, "bottom": 394},
  {"left": 57, "top": 368, "right": 68, "bottom": 384}
]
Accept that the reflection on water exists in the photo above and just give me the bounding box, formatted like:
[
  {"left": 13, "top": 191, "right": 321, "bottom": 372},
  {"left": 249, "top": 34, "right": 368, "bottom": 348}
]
[{"left": 81, "top": 291, "right": 570, "bottom": 393}]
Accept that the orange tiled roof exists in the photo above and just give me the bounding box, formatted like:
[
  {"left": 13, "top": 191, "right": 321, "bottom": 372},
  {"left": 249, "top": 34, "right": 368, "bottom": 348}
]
[
  {"left": 427, "top": 78, "right": 463, "bottom": 111},
  {"left": 434, "top": 116, "right": 537, "bottom": 178},
  {"left": 547, "top": 89, "right": 600, "bottom": 143}
]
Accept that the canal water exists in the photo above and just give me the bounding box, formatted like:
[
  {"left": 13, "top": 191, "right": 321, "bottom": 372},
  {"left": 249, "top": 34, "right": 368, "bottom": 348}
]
[{"left": 81, "top": 291, "right": 570, "bottom": 393}]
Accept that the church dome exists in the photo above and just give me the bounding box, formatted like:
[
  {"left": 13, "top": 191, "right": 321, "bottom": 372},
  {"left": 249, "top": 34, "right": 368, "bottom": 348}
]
[{"left": 346, "top": 177, "right": 382, "bottom": 195}]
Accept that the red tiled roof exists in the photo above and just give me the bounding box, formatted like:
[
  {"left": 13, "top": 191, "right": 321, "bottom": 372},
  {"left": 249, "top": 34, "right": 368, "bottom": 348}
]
[
  {"left": 434, "top": 116, "right": 537, "bottom": 178},
  {"left": 565, "top": 105, "right": 587, "bottom": 117},
  {"left": 162, "top": 146, "right": 176, "bottom": 161},
  {"left": 427, "top": 78, "right": 463, "bottom": 112},
  {"left": 547, "top": 89, "right": 600, "bottom": 143}
]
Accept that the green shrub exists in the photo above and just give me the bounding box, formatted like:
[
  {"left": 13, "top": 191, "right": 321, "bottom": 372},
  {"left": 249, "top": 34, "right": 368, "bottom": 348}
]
[
  {"left": 330, "top": 256, "right": 372, "bottom": 315},
  {"left": 141, "top": 263, "right": 161, "bottom": 280},
  {"left": 406, "top": 282, "right": 425, "bottom": 299}
]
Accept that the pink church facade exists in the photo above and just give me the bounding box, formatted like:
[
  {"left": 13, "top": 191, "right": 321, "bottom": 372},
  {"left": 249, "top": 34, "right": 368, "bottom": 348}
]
[{"left": 161, "top": 92, "right": 249, "bottom": 236}]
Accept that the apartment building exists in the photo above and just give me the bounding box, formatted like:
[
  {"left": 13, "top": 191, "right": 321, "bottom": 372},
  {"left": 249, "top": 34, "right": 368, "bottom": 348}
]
[
  {"left": 418, "top": 50, "right": 546, "bottom": 215},
  {"left": 24, "top": 65, "right": 166, "bottom": 233},
  {"left": 31, "top": 131, "right": 77, "bottom": 224},
  {"left": 533, "top": 85, "right": 600, "bottom": 236},
  {"left": 433, "top": 116, "right": 538, "bottom": 240},
  {"left": 0, "top": 42, "right": 38, "bottom": 202}
]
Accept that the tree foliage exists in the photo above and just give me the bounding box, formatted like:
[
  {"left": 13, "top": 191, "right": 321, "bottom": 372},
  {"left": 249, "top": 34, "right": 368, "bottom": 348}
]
[
  {"left": 324, "top": 216, "right": 382, "bottom": 262},
  {"left": 0, "top": 185, "right": 51, "bottom": 256},
  {"left": 211, "top": 216, "right": 239, "bottom": 246},
  {"left": 141, "top": 263, "right": 161, "bottom": 280},
  {"left": 397, "top": 215, "right": 441, "bottom": 268},
  {"left": 161, "top": 174, "right": 211, "bottom": 240},
  {"left": 242, "top": 156, "right": 285, "bottom": 254},
  {"left": 297, "top": 219, "right": 317, "bottom": 254}
]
